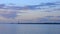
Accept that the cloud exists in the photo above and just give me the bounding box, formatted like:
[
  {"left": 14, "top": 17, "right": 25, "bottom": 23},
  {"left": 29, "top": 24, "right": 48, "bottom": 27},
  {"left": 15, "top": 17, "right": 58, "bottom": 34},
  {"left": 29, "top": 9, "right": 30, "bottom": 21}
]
[
  {"left": 0, "top": 9, "right": 18, "bottom": 23},
  {"left": 0, "top": 4, "right": 5, "bottom": 8},
  {"left": 0, "top": 2, "right": 60, "bottom": 23},
  {"left": 0, "top": 9, "right": 17, "bottom": 18},
  {"left": 36, "top": 16, "right": 60, "bottom": 23}
]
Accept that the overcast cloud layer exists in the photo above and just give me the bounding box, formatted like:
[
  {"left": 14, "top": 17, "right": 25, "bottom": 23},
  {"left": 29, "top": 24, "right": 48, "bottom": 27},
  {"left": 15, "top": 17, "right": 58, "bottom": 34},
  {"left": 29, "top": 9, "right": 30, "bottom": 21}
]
[{"left": 0, "top": 1, "right": 60, "bottom": 23}]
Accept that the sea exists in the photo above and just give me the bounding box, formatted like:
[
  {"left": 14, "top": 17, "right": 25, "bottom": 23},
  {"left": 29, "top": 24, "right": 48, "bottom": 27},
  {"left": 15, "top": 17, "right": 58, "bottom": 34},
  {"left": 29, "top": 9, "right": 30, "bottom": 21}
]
[{"left": 0, "top": 24, "right": 60, "bottom": 34}]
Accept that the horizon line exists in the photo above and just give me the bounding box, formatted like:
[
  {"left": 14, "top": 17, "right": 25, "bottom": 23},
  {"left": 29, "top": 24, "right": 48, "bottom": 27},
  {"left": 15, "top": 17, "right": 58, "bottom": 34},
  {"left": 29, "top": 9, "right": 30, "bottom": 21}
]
[{"left": 0, "top": 23, "right": 60, "bottom": 24}]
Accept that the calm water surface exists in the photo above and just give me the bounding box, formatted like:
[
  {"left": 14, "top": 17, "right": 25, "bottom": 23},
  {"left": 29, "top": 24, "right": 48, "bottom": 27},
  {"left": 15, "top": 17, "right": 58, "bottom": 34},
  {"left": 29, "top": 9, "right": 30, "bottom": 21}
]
[{"left": 0, "top": 24, "right": 60, "bottom": 34}]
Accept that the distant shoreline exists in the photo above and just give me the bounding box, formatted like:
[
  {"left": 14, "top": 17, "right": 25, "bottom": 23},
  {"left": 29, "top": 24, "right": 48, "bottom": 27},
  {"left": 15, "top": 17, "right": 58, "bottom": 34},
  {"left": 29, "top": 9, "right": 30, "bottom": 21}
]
[{"left": 0, "top": 23, "right": 60, "bottom": 24}]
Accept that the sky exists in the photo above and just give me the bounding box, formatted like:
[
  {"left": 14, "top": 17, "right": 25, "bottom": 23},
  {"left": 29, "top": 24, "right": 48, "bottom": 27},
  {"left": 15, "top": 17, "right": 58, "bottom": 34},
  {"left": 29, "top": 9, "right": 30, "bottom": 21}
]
[
  {"left": 0, "top": 0, "right": 60, "bottom": 6},
  {"left": 0, "top": 0, "right": 60, "bottom": 23}
]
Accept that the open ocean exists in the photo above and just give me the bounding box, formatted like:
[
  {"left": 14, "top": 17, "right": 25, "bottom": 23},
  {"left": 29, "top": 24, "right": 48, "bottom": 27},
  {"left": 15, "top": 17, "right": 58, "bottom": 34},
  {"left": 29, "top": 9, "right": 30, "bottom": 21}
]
[{"left": 0, "top": 24, "right": 60, "bottom": 34}]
